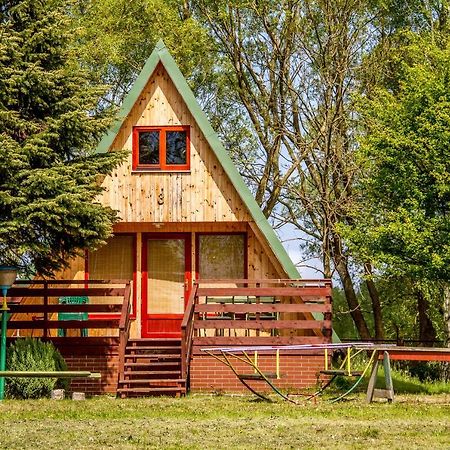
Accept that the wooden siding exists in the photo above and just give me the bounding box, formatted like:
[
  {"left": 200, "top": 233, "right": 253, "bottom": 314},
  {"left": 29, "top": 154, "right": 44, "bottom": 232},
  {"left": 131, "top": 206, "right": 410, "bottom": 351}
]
[{"left": 97, "top": 63, "right": 251, "bottom": 224}]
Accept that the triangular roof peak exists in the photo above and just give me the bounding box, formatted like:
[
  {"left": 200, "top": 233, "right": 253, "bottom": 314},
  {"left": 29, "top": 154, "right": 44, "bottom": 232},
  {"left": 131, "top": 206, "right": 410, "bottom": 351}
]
[{"left": 96, "top": 42, "right": 300, "bottom": 279}]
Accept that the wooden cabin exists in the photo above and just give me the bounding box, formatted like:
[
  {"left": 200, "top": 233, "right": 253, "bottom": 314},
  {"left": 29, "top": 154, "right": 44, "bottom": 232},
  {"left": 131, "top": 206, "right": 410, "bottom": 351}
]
[{"left": 6, "top": 41, "right": 332, "bottom": 397}]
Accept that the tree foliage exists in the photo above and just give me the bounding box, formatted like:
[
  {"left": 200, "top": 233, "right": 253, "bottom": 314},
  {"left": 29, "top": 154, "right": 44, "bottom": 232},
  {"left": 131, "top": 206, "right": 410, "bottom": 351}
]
[
  {"left": 76, "top": 0, "right": 214, "bottom": 105},
  {"left": 348, "top": 34, "right": 450, "bottom": 282},
  {"left": 0, "top": 0, "right": 125, "bottom": 276},
  {"left": 194, "top": 0, "right": 381, "bottom": 338}
]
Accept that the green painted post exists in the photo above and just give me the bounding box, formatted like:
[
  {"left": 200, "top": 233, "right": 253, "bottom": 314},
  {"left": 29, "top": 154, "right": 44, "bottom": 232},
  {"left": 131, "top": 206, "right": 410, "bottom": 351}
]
[{"left": 0, "top": 290, "right": 8, "bottom": 400}]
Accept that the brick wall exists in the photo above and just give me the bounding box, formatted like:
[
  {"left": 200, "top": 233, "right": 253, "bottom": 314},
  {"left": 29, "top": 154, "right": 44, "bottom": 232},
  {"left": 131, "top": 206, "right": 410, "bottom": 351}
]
[
  {"left": 189, "top": 351, "right": 326, "bottom": 393},
  {"left": 53, "top": 338, "right": 119, "bottom": 396}
]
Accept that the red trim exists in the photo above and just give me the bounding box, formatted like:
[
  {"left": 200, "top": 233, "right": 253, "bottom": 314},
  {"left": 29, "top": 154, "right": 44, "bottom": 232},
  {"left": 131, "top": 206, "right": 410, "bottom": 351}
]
[
  {"left": 132, "top": 125, "right": 190, "bottom": 171},
  {"left": 141, "top": 233, "right": 192, "bottom": 338},
  {"left": 195, "top": 232, "right": 248, "bottom": 281},
  {"left": 85, "top": 233, "right": 137, "bottom": 320}
]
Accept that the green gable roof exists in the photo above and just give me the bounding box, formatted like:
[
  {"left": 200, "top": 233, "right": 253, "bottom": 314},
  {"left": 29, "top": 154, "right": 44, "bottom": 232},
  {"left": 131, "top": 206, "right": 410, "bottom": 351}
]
[{"left": 97, "top": 40, "right": 300, "bottom": 279}]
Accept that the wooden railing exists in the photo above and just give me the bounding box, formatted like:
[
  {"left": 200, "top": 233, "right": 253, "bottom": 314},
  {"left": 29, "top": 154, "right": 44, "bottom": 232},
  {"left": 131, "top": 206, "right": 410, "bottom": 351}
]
[
  {"left": 117, "top": 283, "right": 132, "bottom": 386},
  {"left": 181, "top": 283, "right": 198, "bottom": 387},
  {"left": 7, "top": 279, "right": 131, "bottom": 338},
  {"left": 193, "top": 279, "right": 332, "bottom": 346},
  {"left": 180, "top": 279, "right": 332, "bottom": 387}
]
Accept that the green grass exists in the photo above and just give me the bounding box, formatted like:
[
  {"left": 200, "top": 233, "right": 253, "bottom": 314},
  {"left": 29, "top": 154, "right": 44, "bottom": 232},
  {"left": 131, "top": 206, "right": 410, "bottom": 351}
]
[
  {"left": 332, "top": 368, "right": 450, "bottom": 395},
  {"left": 0, "top": 394, "right": 448, "bottom": 449},
  {"left": 389, "top": 371, "right": 450, "bottom": 394}
]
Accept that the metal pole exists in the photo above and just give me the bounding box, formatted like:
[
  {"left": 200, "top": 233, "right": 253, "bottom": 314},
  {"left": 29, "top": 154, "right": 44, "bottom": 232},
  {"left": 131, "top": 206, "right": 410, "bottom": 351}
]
[{"left": 0, "top": 290, "right": 9, "bottom": 400}]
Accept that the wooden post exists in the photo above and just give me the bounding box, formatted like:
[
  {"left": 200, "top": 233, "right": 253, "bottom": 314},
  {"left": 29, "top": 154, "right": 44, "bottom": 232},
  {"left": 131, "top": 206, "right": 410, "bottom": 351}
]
[
  {"left": 43, "top": 280, "right": 48, "bottom": 339},
  {"left": 366, "top": 351, "right": 395, "bottom": 403},
  {"left": 381, "top": 351, "right": 394, "bottom": 403},
  {"left": 366, "top": 351, "right": 380, "bottom": 403},
  {"left": 256, "top": 282, "right": 260, "bottom": 337}
]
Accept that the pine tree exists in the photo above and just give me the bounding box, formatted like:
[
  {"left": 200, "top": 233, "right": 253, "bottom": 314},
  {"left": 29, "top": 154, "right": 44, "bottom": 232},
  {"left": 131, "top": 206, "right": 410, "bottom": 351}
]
[{"left": 0, "top": 0, "right": 125, "bottom": 276}]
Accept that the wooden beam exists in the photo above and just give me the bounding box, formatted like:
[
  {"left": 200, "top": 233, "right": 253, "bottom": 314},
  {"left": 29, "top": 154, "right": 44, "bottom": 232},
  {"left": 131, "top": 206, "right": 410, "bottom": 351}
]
[
  {"left": 13, "top": 279, "right": 129, "bottom": 285},
  {"left": 7, "top": 288, "right": 126, "bottom": 297},
  {"left": 8, "top": 320, "right": 120, "bottom": 329},
  {"left": 195, "top": 303, "right": 331, "bottom": 313},
  {"left": 197, "top": 287, "right": 331, "bottom": 297},
  {"left": 193, "top": 319, "right": 331, "bottom": 330},
  {"left": 8, "top": 304, "right": 122, "bottom": 313},
  {"left": 193, "top": 336, "right": 329, "bottom": 348},
  {"left": 383, "top": 351, "right": 450, "bottom": 362}
]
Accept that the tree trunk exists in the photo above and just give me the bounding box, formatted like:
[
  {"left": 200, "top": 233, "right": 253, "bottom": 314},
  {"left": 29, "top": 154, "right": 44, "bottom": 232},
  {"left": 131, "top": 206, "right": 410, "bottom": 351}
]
[
  {"left": 443, "top": 283, "right": 450, "bottom": 347},
  {"left": 332, "top": 238, "right": 372, "bottom": 339},
  {"left": 416, "top": 289, "right": 436, "bottom": 346},
  {"left": 364, "top": 263, "right": 384, "bottom": 340}
]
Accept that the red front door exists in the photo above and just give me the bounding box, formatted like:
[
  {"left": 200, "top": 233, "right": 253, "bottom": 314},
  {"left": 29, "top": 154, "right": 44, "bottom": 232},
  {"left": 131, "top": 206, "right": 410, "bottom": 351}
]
[{"left": 141, "top": 234, "right": 191, "bottom": 338}]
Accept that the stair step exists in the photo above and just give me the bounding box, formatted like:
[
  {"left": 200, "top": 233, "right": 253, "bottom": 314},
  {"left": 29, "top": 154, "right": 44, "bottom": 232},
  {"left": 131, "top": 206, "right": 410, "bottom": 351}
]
[
  {"left": 125, "top": 353, "right": 181, "bottom": 359},
  {"left": 123, "top": 370, "right": 181, "bottom": 376},
  {"left": 128, "top": 339, "right": 181, "bottom": 343},
  {"left": 117, "top": 387, "right": 186, "bottom": 393},
  {"left": 119, "top": 378, "right": 186, "bottom": 385},
  {"left": 119, "top": 337, "right": 185, "bottom": 398},
  {"left": 126, "top": 346, "right": 181, "bottom": 352},
  {"left": 124, "top": 361, "right": 181, "bottom": 368}
]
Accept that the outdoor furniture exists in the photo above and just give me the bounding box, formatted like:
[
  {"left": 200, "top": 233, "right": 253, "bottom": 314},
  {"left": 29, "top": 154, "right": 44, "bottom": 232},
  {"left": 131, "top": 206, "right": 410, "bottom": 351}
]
[{"left": 57, "top": 296, "right": 89, "bottom": 337}]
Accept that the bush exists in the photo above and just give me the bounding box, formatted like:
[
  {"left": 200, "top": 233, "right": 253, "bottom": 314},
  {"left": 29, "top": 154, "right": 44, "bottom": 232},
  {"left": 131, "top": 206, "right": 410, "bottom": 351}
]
[{"left": 6, "top": 338, "right": 69, "bottom": 399}]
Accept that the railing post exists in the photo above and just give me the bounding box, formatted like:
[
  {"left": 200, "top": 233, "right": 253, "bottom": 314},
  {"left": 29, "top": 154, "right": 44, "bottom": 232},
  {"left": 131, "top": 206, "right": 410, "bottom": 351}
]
[
  {"left": 117, "top": 282, "right": 131, "bottom": 395},
  {"left": 43, "top": 280, "right": 48, "bottom": 339},
  {"left": 180, "top": 283, "right": 197, "bottom": 391},
  {"left": 324, "top": 294, "right": 332, "bottom": 341},
  {"left": 256, "top": 282, "right": 260, "bottom": 337}
]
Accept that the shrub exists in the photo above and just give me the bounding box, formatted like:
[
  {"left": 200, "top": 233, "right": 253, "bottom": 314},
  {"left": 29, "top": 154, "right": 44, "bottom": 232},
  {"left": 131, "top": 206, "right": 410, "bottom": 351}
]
[{"left": 6, "top": 338, "right": 69, "bottom": 399}]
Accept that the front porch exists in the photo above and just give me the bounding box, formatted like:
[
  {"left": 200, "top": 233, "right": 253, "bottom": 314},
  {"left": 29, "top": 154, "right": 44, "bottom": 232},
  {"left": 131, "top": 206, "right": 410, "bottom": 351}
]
[{"left": 6, "top": 278, "right": 332, "bottom": 396}]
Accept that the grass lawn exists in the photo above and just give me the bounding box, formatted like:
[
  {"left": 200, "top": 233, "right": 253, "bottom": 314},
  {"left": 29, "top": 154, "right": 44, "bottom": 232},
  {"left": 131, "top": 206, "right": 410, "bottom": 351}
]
[{"left": 0, "top": 394, "right": 448, "bottom": 449}]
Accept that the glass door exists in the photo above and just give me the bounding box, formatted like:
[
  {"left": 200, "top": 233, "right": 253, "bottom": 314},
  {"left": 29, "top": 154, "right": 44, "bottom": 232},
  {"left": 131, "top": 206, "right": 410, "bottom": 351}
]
[{"left": 141, "top": 234, "right": 191, "bottom": 338}]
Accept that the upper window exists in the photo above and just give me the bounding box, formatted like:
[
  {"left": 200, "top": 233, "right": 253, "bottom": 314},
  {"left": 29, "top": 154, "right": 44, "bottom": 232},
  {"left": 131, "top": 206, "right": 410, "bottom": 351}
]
[{"left": 132, "top": 126, "right": 190, "bottom": 171}]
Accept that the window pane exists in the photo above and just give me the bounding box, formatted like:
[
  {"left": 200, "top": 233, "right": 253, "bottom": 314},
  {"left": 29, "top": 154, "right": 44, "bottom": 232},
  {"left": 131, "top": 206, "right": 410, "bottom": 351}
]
[
  {"left": 166, "top": 131, "right": 187, "bottom": 165},
  {"left": 89, "top": 235, "right": 134, "bottom": 317},
  {"left": 198, "top": 235, "right": 245, "bottom": 279},
  {"left": 139, "top": 131, "right": 159, "bottom": 165},
  {"left": 147, "top": 239, "right": 185, "bottom": 314}
]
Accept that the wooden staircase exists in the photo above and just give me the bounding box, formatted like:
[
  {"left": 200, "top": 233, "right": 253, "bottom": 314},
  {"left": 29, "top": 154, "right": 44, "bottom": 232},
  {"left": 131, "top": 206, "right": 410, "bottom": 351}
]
[{"left": 117, "top": 338, "right": 186, "bottom": 398}]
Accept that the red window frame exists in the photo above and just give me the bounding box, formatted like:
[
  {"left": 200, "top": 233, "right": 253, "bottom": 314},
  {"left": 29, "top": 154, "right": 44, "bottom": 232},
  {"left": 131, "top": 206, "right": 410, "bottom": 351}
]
[{"left": 132, "top": 125, "right": 190, "bottom": 171}]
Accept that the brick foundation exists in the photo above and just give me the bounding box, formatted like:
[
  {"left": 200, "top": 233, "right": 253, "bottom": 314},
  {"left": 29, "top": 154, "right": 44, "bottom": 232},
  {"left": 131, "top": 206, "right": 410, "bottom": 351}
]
[
  {"left": 190, "top": 351, "right": 326, "bottom": 393},
  {"left": 53, "top": 338, "right": 119, "bottom": 395}
]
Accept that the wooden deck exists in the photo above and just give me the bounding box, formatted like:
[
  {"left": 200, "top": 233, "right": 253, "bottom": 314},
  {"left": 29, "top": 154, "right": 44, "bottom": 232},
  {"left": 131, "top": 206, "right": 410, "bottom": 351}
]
[{"left": 181, "top": 279, "right": 333, "bottom": 386}]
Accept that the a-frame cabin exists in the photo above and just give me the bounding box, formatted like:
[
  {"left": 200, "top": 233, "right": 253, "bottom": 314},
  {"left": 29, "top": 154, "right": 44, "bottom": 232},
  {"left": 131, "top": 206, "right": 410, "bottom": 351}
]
[{"left": 7, "top": 41, "right": 332, "bottom": 397}]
